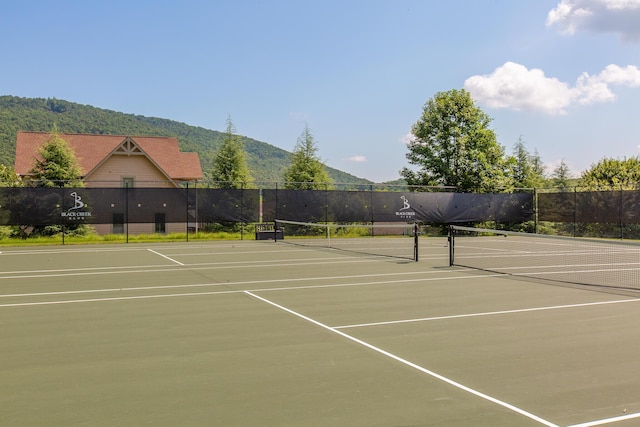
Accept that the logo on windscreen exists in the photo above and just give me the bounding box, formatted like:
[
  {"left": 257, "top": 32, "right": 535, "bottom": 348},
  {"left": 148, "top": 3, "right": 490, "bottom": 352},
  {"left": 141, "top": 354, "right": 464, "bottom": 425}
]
[
  {"left": 61, "top": 191, "right": 92, "bottom": 220},
  {"left": 396, "top": 195, "right": 415, "bottom": 217}
]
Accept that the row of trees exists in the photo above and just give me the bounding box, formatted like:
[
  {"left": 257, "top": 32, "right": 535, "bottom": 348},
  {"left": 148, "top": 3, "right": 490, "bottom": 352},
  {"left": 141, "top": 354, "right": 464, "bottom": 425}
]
[
  {"left": 209, "top": 116, "right": 331, "bottom": 190},
  {"left": 0, "top": 120, "right": 333, "bottom": 236},
  {"left": 402, "top": 89, "right": 640, "bottom": 192},
  {"left": 208, "top": 89, "right": 639, "bottom": 193},
  {"left": 0, "top": 118, "right": 333, "bottom": 192},
  {"left": 4, "top": 90, "right": 639, "bottom": 195},
  {"left": 2, "top": 91, "right": 640, "bottom": 241}
]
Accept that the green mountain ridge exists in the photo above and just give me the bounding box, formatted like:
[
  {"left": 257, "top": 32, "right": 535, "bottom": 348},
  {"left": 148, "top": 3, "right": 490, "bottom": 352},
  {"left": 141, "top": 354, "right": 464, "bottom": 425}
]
[{"left": 0, "top": 95, "right": 376, "bottom": 185}]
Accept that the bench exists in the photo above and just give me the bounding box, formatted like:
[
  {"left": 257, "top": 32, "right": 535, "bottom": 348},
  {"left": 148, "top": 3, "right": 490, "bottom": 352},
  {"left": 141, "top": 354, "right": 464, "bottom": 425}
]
[{"left": 255, "top": 223, "right": 284, "bottom": 240}]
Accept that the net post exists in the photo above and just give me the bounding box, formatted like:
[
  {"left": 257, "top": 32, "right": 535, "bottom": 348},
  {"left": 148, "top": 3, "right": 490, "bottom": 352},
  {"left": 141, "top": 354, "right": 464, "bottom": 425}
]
[
  {"left": 326, "top": 222, "right": 331, "bottom": 247},
  {"left": 273, "top": 220, "right": 279, "bottom": 242},
  {"left": 448, "top": 225, "right": 454, "bottom": 266},
  {"left": 414, "top": 223, "right": 419, "bottom": 262}
]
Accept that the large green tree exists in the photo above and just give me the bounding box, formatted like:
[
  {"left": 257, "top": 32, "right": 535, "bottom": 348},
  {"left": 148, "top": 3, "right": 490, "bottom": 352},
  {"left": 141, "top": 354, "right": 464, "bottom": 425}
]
[
  {"left": 30, "top": 126, "right": 83, "bottom": 188},
  {"left": 284, "top": 124, "right": 332, "bottom": 190},
  {"left": 401, "top": 89, "right": 513, "bottom": 192},
  {"left": 210, "top": 116, "right": 253, "bottom": 189},
  {"left": 580, "top": 157, "right": 640, "bottom": 190}
]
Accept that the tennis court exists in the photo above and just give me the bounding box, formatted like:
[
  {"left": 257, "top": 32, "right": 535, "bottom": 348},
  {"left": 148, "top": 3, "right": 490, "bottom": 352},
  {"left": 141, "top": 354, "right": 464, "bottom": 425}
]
[{"left": 2, "top": 234, "right": 640, "bottom": 426}]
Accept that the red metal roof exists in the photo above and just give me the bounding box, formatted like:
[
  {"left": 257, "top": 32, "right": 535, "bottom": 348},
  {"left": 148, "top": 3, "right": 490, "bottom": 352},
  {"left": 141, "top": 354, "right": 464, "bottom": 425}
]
[{"left": 15, "top": 132, "right": 203, "bottom": 181}]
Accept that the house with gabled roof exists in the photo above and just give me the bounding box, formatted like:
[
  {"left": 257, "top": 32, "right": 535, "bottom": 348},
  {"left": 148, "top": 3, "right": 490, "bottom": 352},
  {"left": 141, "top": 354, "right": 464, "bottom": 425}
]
[
  {"left": 14, "top": 131, "right": 203, "bottom": 187},
  {"left": 14, "top": 132, "right": 203, "bottom": 234}
]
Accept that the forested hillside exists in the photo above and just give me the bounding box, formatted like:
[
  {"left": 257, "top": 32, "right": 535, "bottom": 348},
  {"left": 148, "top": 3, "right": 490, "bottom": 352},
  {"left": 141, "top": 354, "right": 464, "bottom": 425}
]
[{"left": 0, "top": 96, "right": 371, "bottom": 184}]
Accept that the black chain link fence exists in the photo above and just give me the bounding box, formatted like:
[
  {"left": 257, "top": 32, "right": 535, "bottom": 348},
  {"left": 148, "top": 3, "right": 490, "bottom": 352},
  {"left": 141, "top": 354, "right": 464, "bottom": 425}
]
[{"left": 1, "top": 181, "right": 638, "bottom": 240}]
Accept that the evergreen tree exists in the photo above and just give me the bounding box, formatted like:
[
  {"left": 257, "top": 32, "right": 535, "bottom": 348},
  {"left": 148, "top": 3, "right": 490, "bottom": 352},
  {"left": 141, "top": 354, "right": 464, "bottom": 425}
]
[
  {"left": 512, "top": 137, "right": 546, "bottom": 189},
  {"left": 24, "top": 125, "right": 88, "bottom": 237},
  {"left": 210, "top": 116, "right": 253, "bottom": 189},
  {"left": 30, "top": 125, "right": 83, "bottom": 188},
  {"left": 284, "top": 124, "right": 332, "bottom": 190},
  {"left": 551, "top": 159, "right": 572, "bottom": 189},
  {"left": 531, "top": 149, "right": 546, "bottom": 186}
]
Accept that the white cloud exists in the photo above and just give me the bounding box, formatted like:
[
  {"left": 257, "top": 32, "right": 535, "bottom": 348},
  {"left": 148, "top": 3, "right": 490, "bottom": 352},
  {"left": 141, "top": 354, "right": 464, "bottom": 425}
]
[
  {"left": 464, "top": 62, "right": 640, "bottom": 114},
  {"left": 344, "top": 155, "right": 367, "bottom": 163},
  {"left": 547, "top": 0, "right": 640, "bottom": 42},
  {"left": 598, "top": 64, "right": 640, "bottom": 86},
  {"left": 464, "top": 62, "right": 574, "bottom": 114}
]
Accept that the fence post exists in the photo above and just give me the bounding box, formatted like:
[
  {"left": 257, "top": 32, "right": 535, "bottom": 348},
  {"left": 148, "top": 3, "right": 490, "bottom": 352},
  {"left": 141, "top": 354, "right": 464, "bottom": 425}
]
[
  {"left": 619, "top": 186, "right": 623, "bottom": 239},
  {"left": 370, "top": 184, "right": 374, "bottom": 225},
  {"left": 259, "top": 188, "right": 263, "bottom": 223},
  {"left": 275, "top": 182, "right": 278, "bottom": 222},
  {"left": 125, "top": 183, "right": 129, "bottom": 243},
  {"left": 325, "top": 182, "right": 329, "bottom": 224},
  {"left": 61, "top": 187, "right": 65, "bottom": 245},
  {"left": 241, "top": 182, "right": 244, "bottom": 240},
  {"left": 534, "top": 188, "right": 538, "bottom": 234},
  {"left": 573, "top": 187, "right": 577, "bottom": 237},
  {"left": 494, "top": 192, "right": 498, "bottom": 230},
  {"left": 186, "top": 182, "right": 189, "bottom": 242},
  {"left": 195, "top": 181, "right": 199, "bottom": 235}
]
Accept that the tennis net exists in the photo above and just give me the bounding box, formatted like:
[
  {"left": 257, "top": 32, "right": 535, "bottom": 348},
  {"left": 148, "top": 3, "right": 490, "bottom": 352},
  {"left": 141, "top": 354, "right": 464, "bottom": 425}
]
[
  {"left": 274, "top": 220, "right": 419, "bottom": 261},
  {"left": 449, "top": 225, "right": 640, "bottom": 290}
]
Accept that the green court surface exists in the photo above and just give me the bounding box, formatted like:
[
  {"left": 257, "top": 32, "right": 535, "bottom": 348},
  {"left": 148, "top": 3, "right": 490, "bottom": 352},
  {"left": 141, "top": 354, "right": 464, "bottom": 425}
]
[{"left": 2, "top": 238, "right": 640, "bottom": 426}]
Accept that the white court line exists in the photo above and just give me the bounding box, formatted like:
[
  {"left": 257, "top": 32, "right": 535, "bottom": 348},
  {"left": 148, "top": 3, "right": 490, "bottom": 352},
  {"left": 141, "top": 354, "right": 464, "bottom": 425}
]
[
  {"left": 0, "top": 289, "right": 241, "bottom": 307},
  {"left": 140, "top": 249, "right": 314, "bottom": 257},
  {"left": 244, "top": 290, "right": 558, "bottom": 427},
  {"left": 567, "top": 411, "right": 640, "bottom": 426},
  {"left": 0, "top": 272, "right": 516, "bottom": 307},
  {"left": 4, "top": 268, "right": 638, "bottom": 318},
  {"left": 147, "top": 249, "right": 184, "bottom": 265},
  {"left": 0, "top": 263, "right": 177, "bottom": 276},
  {"left": 0, "top": 257, "right": 382, "bottom": 280},
  {"left": 492, "top": 265, "right": 640, "bottom": 273},
  {"left": 0, "top": 247, "right": 152, "bottom": 256},
  {"left": 334, "top": 298, "right": 640, "bottom": 329},
  {"left": 0, "top": 242, "right": 273, "bottom": 256},
  {"left": 0, "top": 272, "right": 492, "bottom": 304},
  {"left": 0, "top": 270, "right": 455, "bottom": 298},
  {"left": 0, "top": 276, "right": 450, "bottom": 307}
]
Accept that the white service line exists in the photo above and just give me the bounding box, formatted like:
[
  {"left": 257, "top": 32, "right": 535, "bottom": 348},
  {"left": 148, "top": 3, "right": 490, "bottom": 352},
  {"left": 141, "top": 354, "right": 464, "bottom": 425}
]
[
  {"left": 0, "top": 257, "right": 405, "bottom": 280},
  {"left": 244, "top": 290, "right": 558, "bottom": 427},
  {"left": 0, "top": 270, "right": 455, "bottom": 298},
  {"left": 147, "top": 249, "right": 184, "bottom": 265},
  {"left": 566, "top": 411, "right": 640, "bottom": 427},
  {"left": 0, "top": 289, "right": 240, "bottom": 307},
  {"left": 334, "top": 297, "right": 640, "bottom": 329}
]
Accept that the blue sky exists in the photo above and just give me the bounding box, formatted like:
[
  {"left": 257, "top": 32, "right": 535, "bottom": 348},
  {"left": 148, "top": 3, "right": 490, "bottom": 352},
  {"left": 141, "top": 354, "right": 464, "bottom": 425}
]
[{"left": 2, "top": 0, "right": 640, "bottom": 182}]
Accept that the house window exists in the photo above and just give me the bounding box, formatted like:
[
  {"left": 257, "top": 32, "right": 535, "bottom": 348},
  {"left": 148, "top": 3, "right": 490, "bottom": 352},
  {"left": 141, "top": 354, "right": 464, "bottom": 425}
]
[
  {"left": 122, "top": 177, "right": 134, "bottom": 188},
  {"left": 155, "top": 213, "right": 166, "bottom": 233},
  {"left": 113, "top": 213, "right": 125, "bottom": 234}
]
